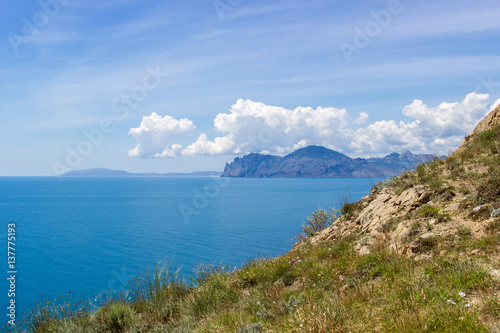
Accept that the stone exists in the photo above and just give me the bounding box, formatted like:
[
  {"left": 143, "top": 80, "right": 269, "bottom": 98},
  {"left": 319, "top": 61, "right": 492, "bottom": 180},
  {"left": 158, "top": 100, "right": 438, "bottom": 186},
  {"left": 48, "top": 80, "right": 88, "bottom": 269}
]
[{"left": 446, "top": 203, "right": 460, "bottom": 212}]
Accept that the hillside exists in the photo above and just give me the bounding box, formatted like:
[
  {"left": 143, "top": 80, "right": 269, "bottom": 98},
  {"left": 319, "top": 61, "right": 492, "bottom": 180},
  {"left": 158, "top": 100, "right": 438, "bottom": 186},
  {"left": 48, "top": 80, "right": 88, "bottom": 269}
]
[
  {"left": 18, "top": 106, "right": 500, "bottom": 332},
  {"left": 222, "top": 146, "right": 438, "bottom": 178}
]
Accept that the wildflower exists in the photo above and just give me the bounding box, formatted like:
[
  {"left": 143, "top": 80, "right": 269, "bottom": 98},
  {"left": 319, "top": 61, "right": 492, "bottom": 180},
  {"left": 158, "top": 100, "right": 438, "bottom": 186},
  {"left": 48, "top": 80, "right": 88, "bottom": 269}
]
[
  {"left": 257, "top": 301, "right": 260, "bottom": 305},
  {"left": 300, "top": 324, "right": 303, "bottom": 327},
  {"left": 465, "top": 303, "right": 471, "bottom": 308},
  {"left": 447, "top": 300, "right": 456, "bottom": 305},
  {"left": 459, "top": 292, "right": 466, "bottom": 297}
]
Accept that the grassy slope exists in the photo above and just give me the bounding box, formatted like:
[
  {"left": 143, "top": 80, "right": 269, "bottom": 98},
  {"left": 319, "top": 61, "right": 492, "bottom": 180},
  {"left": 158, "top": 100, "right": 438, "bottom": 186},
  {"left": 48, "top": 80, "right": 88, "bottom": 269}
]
[{"left": 12, "top": 126, "right": 500, "bottom": 333}]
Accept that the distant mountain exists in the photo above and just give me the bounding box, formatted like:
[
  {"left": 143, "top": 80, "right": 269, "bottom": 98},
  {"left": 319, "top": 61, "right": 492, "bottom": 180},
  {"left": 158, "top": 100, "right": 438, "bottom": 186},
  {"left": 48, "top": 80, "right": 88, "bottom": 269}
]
[
  {"left": 61, "top": 168, "right": 221, "bottom": 177},
  {"left": 222, "top": 146, "right": 438, "bottom": 178}
]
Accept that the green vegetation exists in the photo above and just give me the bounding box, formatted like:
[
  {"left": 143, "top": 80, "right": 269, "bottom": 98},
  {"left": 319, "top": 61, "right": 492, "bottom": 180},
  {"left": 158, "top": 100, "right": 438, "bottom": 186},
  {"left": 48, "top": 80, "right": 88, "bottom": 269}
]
[
  {"left": 17, "top": 236, "right": 497, "bottom": 332},
  {"left": 298, "top": 207, "right": 339, "bottom": 239}
]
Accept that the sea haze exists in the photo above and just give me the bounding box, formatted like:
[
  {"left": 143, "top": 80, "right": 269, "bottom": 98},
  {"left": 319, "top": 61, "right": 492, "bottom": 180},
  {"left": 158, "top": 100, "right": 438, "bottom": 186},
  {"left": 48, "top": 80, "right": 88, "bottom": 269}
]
[{"left": 0, "top": 176, "right": 378, "bottom": 320}]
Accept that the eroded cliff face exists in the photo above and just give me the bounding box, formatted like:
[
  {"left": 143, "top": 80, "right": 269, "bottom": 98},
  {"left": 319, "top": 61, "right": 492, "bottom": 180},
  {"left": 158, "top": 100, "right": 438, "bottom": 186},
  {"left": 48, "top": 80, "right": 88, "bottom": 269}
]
[{"left": 296, "top": 105, "right": 500, "bottom": 263}]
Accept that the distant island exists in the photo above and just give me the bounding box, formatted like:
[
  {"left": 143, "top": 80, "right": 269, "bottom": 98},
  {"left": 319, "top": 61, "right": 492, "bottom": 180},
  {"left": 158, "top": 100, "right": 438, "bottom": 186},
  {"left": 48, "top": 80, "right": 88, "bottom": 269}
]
[
  {"left": 222, "top": 145, "right": 440, "bottom": 178},
  {"left": 62, "top": 146, "right": 440, "bottom": 178},
  {"left": 60, "top": 168, "right": 221, "bottom": 177}
]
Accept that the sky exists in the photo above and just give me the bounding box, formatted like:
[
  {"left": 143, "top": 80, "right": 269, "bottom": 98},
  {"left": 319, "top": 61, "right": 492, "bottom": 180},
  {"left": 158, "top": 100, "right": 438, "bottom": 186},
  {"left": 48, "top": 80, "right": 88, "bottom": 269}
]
[{"left": 1, "top": 0, "right": 500, "bottom": 176}]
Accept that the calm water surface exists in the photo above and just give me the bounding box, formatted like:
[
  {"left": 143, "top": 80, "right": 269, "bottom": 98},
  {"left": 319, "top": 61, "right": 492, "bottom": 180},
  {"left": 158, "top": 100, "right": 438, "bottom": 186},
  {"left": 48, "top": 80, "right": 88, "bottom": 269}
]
[{"left": 0, "top": 176, "right": 378, "bottom": 321}]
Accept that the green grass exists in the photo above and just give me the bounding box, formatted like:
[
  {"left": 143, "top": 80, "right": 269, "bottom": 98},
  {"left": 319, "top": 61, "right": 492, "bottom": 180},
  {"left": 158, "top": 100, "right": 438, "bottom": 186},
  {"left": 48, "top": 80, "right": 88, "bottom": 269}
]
[{"left": 17, "top": 234, "right": 498, "bottom": 333}]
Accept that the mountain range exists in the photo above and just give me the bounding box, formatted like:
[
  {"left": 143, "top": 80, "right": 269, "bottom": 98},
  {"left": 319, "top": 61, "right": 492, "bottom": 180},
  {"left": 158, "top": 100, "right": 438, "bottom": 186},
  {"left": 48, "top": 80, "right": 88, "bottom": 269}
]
[{"left": 222, "top": 146, "right": 439, "bottom": 178}]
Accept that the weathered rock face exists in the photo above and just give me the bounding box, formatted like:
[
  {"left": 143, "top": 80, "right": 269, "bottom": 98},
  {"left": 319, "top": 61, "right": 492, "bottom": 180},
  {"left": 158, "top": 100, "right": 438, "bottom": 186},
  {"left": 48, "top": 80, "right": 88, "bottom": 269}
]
[
  {"left": 304, "top": 186, "right": 434, "bottom": 255},
  {"left": 297, "top": 106, "right": 500, "bottom": 257}
]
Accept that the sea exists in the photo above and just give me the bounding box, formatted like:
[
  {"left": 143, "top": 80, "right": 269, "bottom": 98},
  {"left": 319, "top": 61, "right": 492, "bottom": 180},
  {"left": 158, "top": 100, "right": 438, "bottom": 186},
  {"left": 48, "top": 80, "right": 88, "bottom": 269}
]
[{"left": 0, "top": 176, "right": 378, "bottom": 325}]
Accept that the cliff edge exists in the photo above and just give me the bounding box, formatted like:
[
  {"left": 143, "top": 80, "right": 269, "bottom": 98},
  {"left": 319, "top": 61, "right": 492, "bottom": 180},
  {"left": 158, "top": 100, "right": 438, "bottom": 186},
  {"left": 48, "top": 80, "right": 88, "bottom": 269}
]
[{"left": 297, "top": 103, "right": 500, "bottom": 268}]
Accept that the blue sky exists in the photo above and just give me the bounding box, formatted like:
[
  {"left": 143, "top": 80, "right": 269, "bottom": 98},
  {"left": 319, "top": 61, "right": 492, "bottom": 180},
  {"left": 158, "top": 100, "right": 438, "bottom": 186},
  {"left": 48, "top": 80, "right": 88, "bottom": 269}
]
[{"left": 1, "top": 0, "right": 500, "bottom": 175}]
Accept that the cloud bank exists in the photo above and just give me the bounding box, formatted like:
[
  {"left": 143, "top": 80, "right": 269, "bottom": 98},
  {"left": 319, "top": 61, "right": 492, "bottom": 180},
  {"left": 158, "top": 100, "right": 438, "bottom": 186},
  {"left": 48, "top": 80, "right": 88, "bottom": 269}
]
[{"left": 128, "top": 92, "right": 494, "bottom": 158}]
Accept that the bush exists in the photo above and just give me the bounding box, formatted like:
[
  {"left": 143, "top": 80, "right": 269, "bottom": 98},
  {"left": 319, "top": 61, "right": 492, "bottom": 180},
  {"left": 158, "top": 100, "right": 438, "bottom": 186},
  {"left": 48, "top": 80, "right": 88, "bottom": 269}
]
[
  {"left": 476, "top": 171, "right": 500, "bottom": 203},
  {"left": 456, "top": 225, "right": 472, "bottom": 239},
  {"left": 419, "top": 205, "right": 440, "bottom": 218},
  {"left": 419, "top": 204, "right": 449, "bottom": 222},
  {"left": 417, "top": 236, "right": 439, "bottom": 252},
  {"left": 299, "top": 207, "right": 339, "bottom": 239}
]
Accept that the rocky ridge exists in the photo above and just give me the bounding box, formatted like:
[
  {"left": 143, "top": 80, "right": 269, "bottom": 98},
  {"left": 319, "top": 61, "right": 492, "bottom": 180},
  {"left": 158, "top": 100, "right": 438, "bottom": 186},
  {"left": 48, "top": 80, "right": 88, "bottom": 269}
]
[
  {"left": 297, "top": 103, "right": 500, "bottom": 264},
  {"left": 222, "top": 145, "right": 438, "bottom": 178}
]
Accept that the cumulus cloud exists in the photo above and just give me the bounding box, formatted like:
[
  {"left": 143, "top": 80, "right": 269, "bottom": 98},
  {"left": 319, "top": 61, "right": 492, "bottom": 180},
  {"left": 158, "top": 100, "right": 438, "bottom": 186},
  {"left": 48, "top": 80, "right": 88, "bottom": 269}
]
[
  {"left": 185, "top": 99, "right": 352, "bottom": 156},
  {"left": 353, "top": 112, "right": 369, "bottom": 125},
  {"left": 490, "top": 98, "right": 500, "bottom": 111},
  {"left": 128, "top": 92, "right": 493, "bottom": 158},
  {"left": 128, "top": 112, "right": 195, "bottom": 158},
  {"left": 351, "top": 92, "right": 490, "bottom": 154}
]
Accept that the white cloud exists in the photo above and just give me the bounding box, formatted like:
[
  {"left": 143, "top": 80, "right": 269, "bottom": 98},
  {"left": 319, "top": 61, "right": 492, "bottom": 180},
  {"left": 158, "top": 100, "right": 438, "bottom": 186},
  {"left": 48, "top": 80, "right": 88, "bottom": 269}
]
[
  {"left": 182, "top": 134, "right": 235, "bottom": 156},
  {"left": 354, "top": 112, "right": 369, "bottom": 125},
  {"left": 188, "top": 99, "right": 352, "bottom": 156},
  {"left": 351, "top": 93, "right": 490, "bottom": 154},
  {"left": 128, "top": 93, "right": 493, "bottom": 158},
  {"left": 490, "top": 98, "right": 500, "bottom": 111},
  {"left": 128, "top": 112, "right": 195, "bottom": 158}
]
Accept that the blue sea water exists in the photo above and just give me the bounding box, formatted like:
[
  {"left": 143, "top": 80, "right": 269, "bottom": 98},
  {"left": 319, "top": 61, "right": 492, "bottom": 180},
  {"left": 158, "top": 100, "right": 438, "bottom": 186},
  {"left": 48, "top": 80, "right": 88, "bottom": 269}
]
[{"left": 0, "top": 176, "right": 377, "bottom": 324}]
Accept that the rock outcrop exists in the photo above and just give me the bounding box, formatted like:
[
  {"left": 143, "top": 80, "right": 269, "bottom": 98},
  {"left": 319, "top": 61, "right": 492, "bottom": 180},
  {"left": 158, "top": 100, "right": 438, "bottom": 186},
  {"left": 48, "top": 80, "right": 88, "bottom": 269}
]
[{"left": 296, "top": 106, "right": 500, "bottom": 259}]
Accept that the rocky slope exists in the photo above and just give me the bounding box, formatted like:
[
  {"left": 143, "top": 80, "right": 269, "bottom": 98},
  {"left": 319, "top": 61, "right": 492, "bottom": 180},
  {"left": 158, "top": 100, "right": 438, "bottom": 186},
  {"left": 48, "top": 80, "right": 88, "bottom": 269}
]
[
  {"left": 222, "top": 145, "right": 438, "bottom": 178},
  {"left": 297, "top": 103, "right": 500, "bottom": 268}
]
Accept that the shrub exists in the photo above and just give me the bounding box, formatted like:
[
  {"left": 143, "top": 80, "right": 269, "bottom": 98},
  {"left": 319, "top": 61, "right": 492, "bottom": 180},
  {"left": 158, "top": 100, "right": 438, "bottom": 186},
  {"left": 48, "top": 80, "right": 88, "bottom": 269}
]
[
  {"left": 419, "top": 204, "right": 449, "bottom": 222},
  {"left": 372, "top": 179, "right": 393, "bottom": 192},
  {"left": 419, "top": 205, "right": 440, "bottom": 218},
  {"left": 476, "top": 171, "right": 500, "bottom": 203},
  {"left": 417, "top": 236, "right": 439, "bottom": 252},
  {"left": 299, "top": 207, "right": 339, "bottom": 239},
  {"left": 456, "top": 225, "right": 472, "bottom": 239}
]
